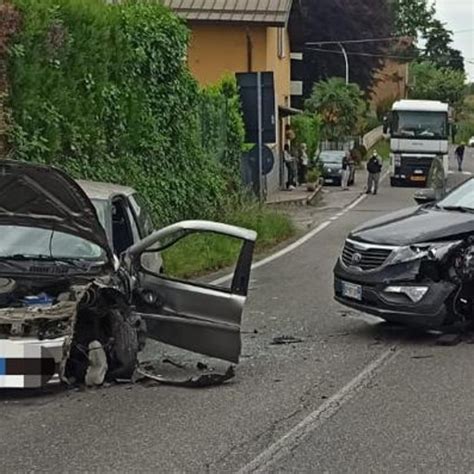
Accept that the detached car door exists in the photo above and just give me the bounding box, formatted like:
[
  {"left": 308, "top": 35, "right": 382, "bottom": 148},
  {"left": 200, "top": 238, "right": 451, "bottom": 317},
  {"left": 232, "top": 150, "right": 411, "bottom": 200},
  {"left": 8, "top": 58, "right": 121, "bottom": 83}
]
[{"left": 125, "top": 221, "right": 257, "bottom": 363}]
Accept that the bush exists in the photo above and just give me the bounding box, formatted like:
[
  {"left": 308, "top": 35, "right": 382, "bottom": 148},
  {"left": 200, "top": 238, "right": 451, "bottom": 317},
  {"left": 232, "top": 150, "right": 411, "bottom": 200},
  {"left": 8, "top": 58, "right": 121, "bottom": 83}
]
[
  {"left": 290, "top": 113, "right": 321, "bottom": 159},
  {"left": 305, "top": 78, "right": 366, "bottom": 142},
  {"left": 456, "top": 121, "right": 474, "bottom": 144},
  {"left": 4, "top": 0, "right": 244, "bottom": 225},
  {"left": 306, "top": 168, "right": 319, "bottom": 183}
]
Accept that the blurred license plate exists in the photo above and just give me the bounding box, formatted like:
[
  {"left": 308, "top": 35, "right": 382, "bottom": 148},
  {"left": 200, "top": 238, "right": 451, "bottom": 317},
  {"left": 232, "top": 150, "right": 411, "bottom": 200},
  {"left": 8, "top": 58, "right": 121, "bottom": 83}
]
[
  {"left": 410, "top": 176, "right": 426, "bottom": 182},
  {"left": 325, "top": 178, "right": 334, "bottom": 183},
  {"left": 341, "top": 281, "right": 362, "bottom": 301}
]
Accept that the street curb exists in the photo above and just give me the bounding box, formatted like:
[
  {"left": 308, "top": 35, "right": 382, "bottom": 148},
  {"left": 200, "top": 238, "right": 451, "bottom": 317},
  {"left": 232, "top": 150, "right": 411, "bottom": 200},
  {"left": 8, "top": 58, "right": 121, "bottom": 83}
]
[{"left": 266, "top": 184, "right": 323, "bottom": 207}]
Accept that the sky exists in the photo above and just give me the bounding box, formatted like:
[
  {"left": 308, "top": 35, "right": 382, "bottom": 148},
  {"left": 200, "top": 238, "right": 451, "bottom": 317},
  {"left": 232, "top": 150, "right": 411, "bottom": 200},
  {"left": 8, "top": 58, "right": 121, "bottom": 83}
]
[{"left": 434, "top": 0, "right": 474, "bottom": 81}]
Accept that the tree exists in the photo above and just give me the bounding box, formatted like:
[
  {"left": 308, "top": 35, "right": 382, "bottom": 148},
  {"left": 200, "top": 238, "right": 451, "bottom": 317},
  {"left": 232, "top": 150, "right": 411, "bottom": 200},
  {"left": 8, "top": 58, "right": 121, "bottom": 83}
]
[
  {"left": 289, "top": 0, "right": 393, "bottom": 94},
  {"left": 423, "top": 20, "right": 464, "bottom": 72},
  {"left": 393, "top": 0, "right": 435, "bottom": 37},
  {"left": 305, "top": 78, "right": 366, "bottom": 141},
  {"left": 410, "top": 62, "right": 466, "bottom": 107},
  {"left": 392, "top": 0, "right": 465, "bottom": 72}
]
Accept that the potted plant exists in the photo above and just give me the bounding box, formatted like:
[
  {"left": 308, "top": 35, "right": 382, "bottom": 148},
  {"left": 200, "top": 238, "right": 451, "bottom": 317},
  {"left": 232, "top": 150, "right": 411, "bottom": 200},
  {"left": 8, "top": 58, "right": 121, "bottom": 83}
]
[{"left": 306, "top": 168, "right": 320, "bottom": 192}]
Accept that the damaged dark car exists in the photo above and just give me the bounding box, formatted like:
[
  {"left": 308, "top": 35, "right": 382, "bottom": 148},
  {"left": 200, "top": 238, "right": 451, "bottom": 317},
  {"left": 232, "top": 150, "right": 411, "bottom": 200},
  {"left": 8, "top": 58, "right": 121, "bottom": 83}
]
[
  {"left": 334, "top": 178, "right": 474, "bottom": 329},
  {"left": 0, "top": 161, "right": 256, "bottom": 389}
]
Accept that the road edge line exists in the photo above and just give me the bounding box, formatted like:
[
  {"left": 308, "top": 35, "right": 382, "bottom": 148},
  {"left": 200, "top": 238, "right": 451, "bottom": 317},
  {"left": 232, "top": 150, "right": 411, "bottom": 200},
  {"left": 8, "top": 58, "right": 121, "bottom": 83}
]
[
  {"left": 238, "top": 346, "right": 399, "bottom": 473},
  {"left": 212, "top": 190, "right": 369, "bottom": 286}
]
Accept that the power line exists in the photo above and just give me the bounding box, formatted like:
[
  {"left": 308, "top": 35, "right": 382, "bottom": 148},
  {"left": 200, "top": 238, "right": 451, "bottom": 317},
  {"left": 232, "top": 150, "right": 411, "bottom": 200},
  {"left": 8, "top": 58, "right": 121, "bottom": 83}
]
[
  {"left": 305, "top": 47, "right": 474, "bottom": 62},
  {"left": 305, "top": 28, "right": 474, "bottom": 47},
  {"left": 305, "top": 36, "right": 410, "bottom": 46}
]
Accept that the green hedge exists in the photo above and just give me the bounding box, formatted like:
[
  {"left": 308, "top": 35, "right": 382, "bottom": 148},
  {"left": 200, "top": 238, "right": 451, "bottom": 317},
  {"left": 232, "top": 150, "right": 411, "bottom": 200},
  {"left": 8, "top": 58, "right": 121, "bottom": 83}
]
[
  {"left": 290, "top": 113, "right": 321, "bottom": 160},
  {"left": 5, "top": 0, "right": 244, "bottom": 224}
]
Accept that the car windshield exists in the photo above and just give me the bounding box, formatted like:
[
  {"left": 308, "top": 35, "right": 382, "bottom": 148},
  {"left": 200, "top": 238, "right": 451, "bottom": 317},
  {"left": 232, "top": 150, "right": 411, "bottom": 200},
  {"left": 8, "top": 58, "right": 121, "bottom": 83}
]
[
  {"left": 320, "top": 153, "right": 344, "bottom": 164},
  {"left": 392, "top": 111, "right": 448, "bottom": 139},
  {"left": 0, "top": 225, "right": 106, "bottom": 260},
  {"left": 438, "top": 179, "right": 474, "bottom": 211}
]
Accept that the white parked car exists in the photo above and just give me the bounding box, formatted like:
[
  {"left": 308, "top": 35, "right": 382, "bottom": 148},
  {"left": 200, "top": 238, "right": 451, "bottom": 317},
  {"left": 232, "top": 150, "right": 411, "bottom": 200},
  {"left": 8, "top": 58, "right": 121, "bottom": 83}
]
[{"left": 468, "top": 137, "right": 474, "bottom": 147}]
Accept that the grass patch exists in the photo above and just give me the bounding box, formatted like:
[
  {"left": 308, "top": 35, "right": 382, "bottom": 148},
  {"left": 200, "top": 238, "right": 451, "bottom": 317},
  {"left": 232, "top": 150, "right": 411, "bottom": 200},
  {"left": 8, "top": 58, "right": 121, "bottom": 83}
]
[
  {"left": 162, "top": 205, "right": 295, "bottom": 279},
  {"left": 368, "top": 138, "right": 390, "bottom": 161}
]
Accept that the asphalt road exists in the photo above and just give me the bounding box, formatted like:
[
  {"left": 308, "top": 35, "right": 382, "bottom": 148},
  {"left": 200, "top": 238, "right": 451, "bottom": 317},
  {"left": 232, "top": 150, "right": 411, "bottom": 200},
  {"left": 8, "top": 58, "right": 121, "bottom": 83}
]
[{"left": 1, "top": 148, "right": 474, "bottom": 473}]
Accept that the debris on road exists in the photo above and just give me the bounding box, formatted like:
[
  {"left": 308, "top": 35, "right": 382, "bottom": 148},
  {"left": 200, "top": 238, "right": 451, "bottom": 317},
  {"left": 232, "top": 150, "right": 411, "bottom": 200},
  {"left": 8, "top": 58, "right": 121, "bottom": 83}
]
[
  {"left": 270, "top": 335, "right": 304, "bottom": 345},
  {"left": 137, "top": 361, "right": 235, "bottom": 388},
  {"left": 435, "top": 333, "right": 462, "bottom": 346},
  {"left": 411, "top": 355, "right": 434, "bottom": 360}
]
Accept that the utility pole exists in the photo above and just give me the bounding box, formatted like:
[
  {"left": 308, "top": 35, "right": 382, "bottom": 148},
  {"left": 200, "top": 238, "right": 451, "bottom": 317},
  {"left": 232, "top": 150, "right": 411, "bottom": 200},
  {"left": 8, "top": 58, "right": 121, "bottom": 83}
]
[
  {"left": 305, "top": 41, "right": 350, "bottom": 85},
  {"left": 337, "top": 42, "right": 349, "bottom": 84}
]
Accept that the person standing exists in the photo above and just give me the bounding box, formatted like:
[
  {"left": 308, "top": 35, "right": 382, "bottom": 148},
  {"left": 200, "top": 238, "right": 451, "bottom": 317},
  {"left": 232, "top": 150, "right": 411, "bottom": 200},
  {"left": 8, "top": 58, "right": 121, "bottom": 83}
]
[
  {"left": 367, "top": 150, "right": 382, "bottom": 195},
  {"left": 284, "top": 144, "right": 296, "bottom": 190},
  {"left": 298, "top": 143, "right": 309, "bottom": 184},
  {"left": 341, "top": 151, "right": 351, "bottom": 190},
  {"left": 455, "top": 143, "right": 465, "bottom": 172}
]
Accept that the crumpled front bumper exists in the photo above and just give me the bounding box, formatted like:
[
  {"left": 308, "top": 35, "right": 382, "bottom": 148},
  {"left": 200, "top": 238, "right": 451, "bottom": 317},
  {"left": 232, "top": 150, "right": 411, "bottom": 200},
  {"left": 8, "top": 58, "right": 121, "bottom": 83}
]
[
  {"left": 0, "top": 337, "right": 65, "bottom": 388},
  {"left": 333, "top": 259, "right": 458, "bottom": 328}
]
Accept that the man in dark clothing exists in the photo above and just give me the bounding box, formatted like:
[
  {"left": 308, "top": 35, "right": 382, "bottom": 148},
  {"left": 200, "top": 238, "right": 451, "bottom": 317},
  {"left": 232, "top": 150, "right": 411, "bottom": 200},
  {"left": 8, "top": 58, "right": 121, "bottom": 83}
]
[
  {"left": 283, "top": 144, "right": 296, "bottom": 190},
  {"left": 455, "top": 144, "right": 465, "bottom": 172},
  {"left": 367, "top": 150, "right": 382, "bottom": 195}
]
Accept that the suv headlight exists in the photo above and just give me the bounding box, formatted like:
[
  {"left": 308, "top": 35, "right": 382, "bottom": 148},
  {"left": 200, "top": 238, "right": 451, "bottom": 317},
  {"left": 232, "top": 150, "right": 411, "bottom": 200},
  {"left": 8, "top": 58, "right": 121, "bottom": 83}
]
[
  {"left": 387, "top": 241, "right": 462, "bottom": 266},
  {"left": 384, "top": 285, "right": 429, "bottom": 303}
]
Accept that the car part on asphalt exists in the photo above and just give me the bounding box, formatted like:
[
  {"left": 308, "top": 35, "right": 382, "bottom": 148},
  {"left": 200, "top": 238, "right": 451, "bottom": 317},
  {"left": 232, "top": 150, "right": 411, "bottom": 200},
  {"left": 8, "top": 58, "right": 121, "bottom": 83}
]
[
  {"left": 137, "top": 363, "right": 235, "bottom": 388},
  {"left": 270, "top": 336, "right": 304, "bottom": 345}
]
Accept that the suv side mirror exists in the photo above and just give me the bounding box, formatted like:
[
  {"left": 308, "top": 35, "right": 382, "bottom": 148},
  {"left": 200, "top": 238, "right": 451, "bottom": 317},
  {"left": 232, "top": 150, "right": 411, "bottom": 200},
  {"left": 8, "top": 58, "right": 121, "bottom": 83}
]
[{"left": 414, "top": 188, "right": 437, "bottom": 205}]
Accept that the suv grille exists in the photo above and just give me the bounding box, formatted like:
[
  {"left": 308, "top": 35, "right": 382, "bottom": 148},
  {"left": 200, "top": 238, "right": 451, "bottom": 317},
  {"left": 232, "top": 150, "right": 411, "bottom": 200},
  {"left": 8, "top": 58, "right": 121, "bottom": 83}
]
[{"left": 342, "top": 240, "right": 393, "bottom": 270}]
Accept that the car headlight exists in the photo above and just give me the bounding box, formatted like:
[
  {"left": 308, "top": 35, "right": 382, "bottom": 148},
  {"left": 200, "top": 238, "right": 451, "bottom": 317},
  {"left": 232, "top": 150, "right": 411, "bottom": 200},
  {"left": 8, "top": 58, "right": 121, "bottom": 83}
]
[
  {"left": 384, "top": 285, "right": 429, "bottom": 303},
  {"left": 387, "top": 241, "right": 462, "bottom": 266}
]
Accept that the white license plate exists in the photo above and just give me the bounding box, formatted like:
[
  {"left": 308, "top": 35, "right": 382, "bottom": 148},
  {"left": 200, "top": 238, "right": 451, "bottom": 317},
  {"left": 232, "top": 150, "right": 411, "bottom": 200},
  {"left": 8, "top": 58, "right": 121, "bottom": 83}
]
[
  {"left": 341, "top": 281, "right": 362, "bottom": 301},
  {"left": 325, "top": 178, "right": 334, "bottom": 183}
]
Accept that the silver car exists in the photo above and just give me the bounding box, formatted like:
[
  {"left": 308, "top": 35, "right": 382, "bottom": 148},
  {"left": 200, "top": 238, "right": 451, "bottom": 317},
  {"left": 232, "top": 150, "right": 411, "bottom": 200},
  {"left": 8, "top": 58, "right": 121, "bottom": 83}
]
[{"left": 0, "top": 161, "right": 256, "bottom": 388}]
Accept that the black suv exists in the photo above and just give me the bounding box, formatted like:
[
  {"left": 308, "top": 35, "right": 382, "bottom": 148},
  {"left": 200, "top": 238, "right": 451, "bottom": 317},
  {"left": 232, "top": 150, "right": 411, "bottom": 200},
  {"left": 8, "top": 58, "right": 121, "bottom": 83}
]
[{"left": 334, "top": 178, "right": 474, "bottom": 328}]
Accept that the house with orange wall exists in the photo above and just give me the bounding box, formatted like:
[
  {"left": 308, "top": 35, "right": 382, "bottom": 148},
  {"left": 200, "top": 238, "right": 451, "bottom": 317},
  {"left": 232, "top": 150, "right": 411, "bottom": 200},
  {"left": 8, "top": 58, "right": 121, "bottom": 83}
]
[{"left": 162, "top": 0, "right": 295, "bottom": 193}]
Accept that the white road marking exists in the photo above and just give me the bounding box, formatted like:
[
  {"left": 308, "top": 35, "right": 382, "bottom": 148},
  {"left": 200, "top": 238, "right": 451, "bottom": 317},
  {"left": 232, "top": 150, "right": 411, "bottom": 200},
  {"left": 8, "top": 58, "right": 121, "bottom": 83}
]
[
  {"left": 462, "top": 171, "right": 472, "bottom": 176},
  {"left": 212, "top": 194, "right": 366, "bottom": 286},
  {"left": 212, "top": 171, "right": 389, "bottom": 286},
  {"left": 238, "top": 347, "right": 399, "bottom": 473}
]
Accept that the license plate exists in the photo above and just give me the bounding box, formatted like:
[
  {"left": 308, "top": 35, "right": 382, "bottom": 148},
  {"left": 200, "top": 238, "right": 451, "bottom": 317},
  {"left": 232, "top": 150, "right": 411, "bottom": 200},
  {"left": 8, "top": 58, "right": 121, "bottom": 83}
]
[
  {"left": 410, "top": 176, "right": 426, "bottom": 182},
  {"left": 325, "top": 178, "right": 334, "bottom": 183},
  {"left": 341, "top": 281, "right": 362, "bottom": 301}
]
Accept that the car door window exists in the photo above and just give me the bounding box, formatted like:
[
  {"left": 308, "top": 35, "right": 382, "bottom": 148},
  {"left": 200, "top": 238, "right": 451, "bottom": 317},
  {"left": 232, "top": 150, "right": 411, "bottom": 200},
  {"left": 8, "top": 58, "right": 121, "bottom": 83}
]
[
  {"left": 129, "top": 193, "right": 154, "bottom": 237},
  {"left": 111, "top": 197, "right": 135, "bottom": 256}
]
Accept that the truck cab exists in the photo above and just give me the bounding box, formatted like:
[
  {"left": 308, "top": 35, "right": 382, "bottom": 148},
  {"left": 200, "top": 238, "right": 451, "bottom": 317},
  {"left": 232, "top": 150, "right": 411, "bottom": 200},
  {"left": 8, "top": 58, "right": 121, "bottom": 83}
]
[{"left": 389, "top": 100, "right": 450, "bottom": 187}]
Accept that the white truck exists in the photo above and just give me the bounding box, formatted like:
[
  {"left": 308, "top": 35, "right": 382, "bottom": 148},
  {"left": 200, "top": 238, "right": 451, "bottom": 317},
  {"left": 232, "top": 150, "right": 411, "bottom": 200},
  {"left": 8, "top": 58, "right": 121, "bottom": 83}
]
[{"left": 389, "top": 100, "right": 450, "bottom": 187}]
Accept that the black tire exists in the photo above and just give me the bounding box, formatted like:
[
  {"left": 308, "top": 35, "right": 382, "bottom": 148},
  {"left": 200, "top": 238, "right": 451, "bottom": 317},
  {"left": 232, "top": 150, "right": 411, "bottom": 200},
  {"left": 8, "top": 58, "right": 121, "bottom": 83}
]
[
  {"left": 390, "top": 177, "right": 401, "bottom": 187},
  {"left": 107, "top": 308, "right": 139, "bottom": 381}
]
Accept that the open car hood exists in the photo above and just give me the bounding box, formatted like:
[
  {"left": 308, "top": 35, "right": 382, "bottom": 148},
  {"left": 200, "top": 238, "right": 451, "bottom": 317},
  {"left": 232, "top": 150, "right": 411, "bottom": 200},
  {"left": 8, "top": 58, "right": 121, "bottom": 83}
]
[{"left": 0, "top": 160, "right": 111, "bottom": 255}]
